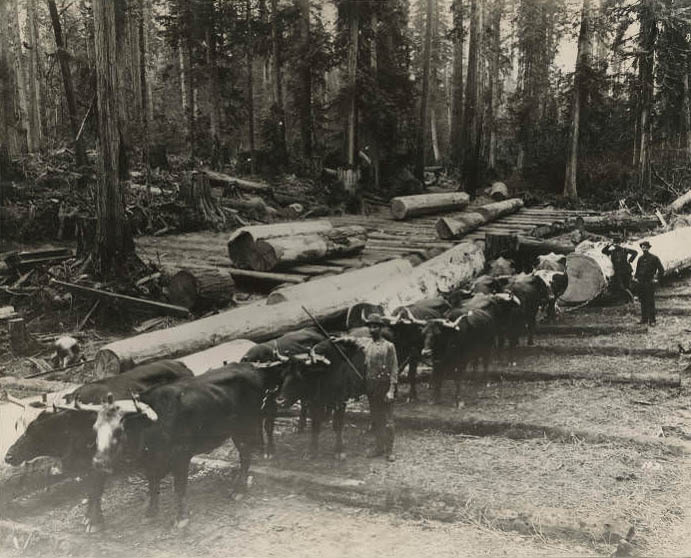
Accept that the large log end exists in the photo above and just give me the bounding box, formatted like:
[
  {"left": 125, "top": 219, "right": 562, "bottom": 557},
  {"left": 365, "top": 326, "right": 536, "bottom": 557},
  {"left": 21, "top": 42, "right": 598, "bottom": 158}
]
[
  {"left": 436, "top": 217, "right": 457, "bottom": 240},
  {"left": 560, "top": 253, "right": 608, "bottom": 305},
  {"left": 94, "top": 349, "right": 130, "bottom": 378}
]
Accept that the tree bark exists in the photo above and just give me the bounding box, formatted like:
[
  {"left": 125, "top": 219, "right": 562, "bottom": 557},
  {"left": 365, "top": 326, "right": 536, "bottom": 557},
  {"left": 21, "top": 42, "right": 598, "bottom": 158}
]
[
  {"left": 436, "top": 199, "right": 525, "bottom": 239},
  {"left": 250, "top": 226, "right": 368, "bottom": 271},
  {"left": 415, "top": 0, "right": 434, "bottom": 181},
  {"left": 461, "top": 0, "right": 483, "bottom": 197},
  {"left": 346, "top": 1, "right": 359, "bottom": 174},
  {"left": 487, "top": 0, "right": 503, "bottom": 171},
  {"left": 563, "top": 0, "right": 593, "bottom": 199},
  {"left": 246, "top": 0, "right": 256, "bottom": 174},
  {"left": 168, "top": 268, "right": 235, "bottom": 311},
  {"left": 11, "top": 0, "right": 31, "bottom": 152},
  {"left": 270, "top": 0, "right": 287, "bottom": 163},
  {"left": 266, "top": 259, "right": 413, "bottom": 305},
  {"left": 450, "top": 0, "right": 464, "bottom": 167},
  {"left": 0, "top": 0, "right": 18, "bottom": 157},
  {"left": 178, "top": 1, "right": 193, "bottom": 157},
  {"left": 114, "top": 0, "right": 130, "bottom": 177},
  {"left": 637, "top": 0, "right": 656, "bottom": 189},
  {"left": 205, "top": 4, "right": 220, "bottom": 162},
  {"left": 296, "top": 0, "right": 312, "bottom": 162},
  {"left": 47, "top": 0, "right": 87, "bottom": 166},
  {"left": 391, "top": 192, "right": 470, "bottom": 220},
  {"left": 92, "top": 0, "right": 136, "bottom": 275},
  {"left": 138, "top": 0, "right": 149, "bottom": 168},
  {"left": 25, "top": 0, "right": 42, "bottom": 151}
]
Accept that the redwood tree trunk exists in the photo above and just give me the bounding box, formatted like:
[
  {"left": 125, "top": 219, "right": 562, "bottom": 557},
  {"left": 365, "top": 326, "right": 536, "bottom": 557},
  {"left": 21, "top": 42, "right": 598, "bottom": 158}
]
[
  {"left": 271, "top": 0, "right": 287, "bottom": 163},
  {"left": 246, "top": 0, "right": 256, "bottom": 174},
  {"left": 346, "top": 2, "right": 359, "bottom": 169},
  {"left": 296, "top": 0, "right": 312, "bottom": 163},
  {"left": 563, "top": 0, "right": 593, "bottom": 199},
  {"left": 93, "top": 0, "right": 135, "bottom": 275},
  {"left": 0, "top": 0, "right": 18, "bottom": 157},
  {"left": 461, "top": 0, "right": 483, "bottom": 197},
  {"left": 450, "top": 0, "right": 464, "bottom": 168},
  {"left": 637, "top": 0, "right": 656, "bottom": 189},
  {"left": 415, "top": 0, "right": 434, "bottom": 181},
  {"left": 48, "top": 0, "right": 87, "bottom": 166}
]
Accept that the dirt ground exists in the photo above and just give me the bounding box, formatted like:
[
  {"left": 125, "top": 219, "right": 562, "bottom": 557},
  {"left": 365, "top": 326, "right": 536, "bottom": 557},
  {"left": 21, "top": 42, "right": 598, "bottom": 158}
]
[{"left": 3, "top": 276, "right": 691, "bottom": 557}]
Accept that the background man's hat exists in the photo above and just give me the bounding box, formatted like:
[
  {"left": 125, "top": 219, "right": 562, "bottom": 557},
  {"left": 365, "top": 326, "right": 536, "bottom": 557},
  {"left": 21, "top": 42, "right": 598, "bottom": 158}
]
[
  {"left": 365, "top": 313, "right": 386, "bottom": 326},
  {"left": 640, "top": 240, "right": 651, "bottom": 248}
]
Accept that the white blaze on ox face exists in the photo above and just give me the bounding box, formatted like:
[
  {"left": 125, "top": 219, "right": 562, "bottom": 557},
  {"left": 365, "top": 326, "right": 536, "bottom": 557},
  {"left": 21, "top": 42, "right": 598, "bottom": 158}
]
[{"left": 93, "top": 405, "right": 127, "bottom": 469}]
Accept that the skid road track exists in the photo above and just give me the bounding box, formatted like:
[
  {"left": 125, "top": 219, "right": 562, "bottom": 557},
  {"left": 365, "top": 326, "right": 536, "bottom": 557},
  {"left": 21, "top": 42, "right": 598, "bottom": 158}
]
[{"left": 4, "top": 280, "right": 691, "bottom": 557}]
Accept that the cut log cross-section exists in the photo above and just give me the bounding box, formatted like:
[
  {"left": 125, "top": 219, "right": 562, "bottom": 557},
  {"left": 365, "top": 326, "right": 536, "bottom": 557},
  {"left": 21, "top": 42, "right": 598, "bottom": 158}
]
[
  {"left": 94, "top": 242, "right": 485, "bottom": 376},
  {"left": 561, "top": 226, "right": 691, "bottom": 305},
  {"left": 168, "top": 268, "right": 235, "bottom": 311},
  {"left": 228, "top": 221, "right": 333, "bottom": 269},
  {"left": 391, "top": 192, "right": 470, "bottom": 220},
  {"left": 252, "top": 226, "right": 368, "bottom": 271},
  {"left": 436, "top": 199, "right": 525, "bottom": 240}
]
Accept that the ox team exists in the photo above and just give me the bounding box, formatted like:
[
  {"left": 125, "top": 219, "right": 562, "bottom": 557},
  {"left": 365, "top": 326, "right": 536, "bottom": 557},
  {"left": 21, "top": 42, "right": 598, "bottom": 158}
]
[{"left": 5, "top": 243, "right": 662, "bottom": 532}]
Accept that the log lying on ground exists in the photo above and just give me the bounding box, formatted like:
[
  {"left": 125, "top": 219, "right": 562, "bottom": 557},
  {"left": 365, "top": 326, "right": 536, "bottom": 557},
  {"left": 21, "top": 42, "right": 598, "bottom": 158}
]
[
  {"left": 227, "top": 220, "right": 333, "bottom": 268},
  {"left": 517, "top": 236, "right": 576, "bottom": 256},
  {"left": 561, "top": 226, "right": 691, "bottom": 305},
  {"left": 94, "top": 242, "right": 485, "bottom": 376},
  {"left": 266, "top": 259, "right": 413, "bottom": 305},
  {"left": 251, "top": 226, "right": 367, "bottom": 271},
  {"left": 203, "top": 168, "right": 271, "bottom": 193},
  {"left": 489, "top": 182, "right": 509, "bottom": 201},
  {"left": 168, "top": 268, "right": 234, "bottom": 311},
  {"left": 574, "top": 214, "right": 660, "bottom": 233},
  {"left": 391, "top": 192, "right": 470, "bottom": 220},
  {"left": 669, "top": 189, "right": 691, "bottom": 213},
  {"left": 176, "top": 340, "right": 256, "bottom": 375},
  {"left": 436, "top": 199, "right": 525, "bottom": 240}
]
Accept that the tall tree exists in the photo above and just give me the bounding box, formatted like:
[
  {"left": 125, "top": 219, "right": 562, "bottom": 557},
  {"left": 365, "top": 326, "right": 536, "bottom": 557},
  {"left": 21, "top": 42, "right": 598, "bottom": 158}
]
[
  {"left": 92, "top": 0, "right": 135, "bottom": 275},
  {"left": 47, "top": 0, "right": 87, "bottom": 166},
  {"left": 296, "top": 0, "right": 312, "bottom": 162},
  {"left": 415, "top": 0, "right": 434, "bottom": 181},
  {"left": 205, "top": 0, "right": 221, "bottom": 162},
  {"left": 486, "top": 0, "right": 504, "bottom": 171},
  {"left": 0, "top": 0, "right": 18, "bottom": 159},
  {"left": 26, "top": 0, "right": 43, "bottom": 149},
  {"left": 461, "top": 0, "right": 483, "bottom": 196},
  {"left": 12, "top": 0, "right": 33, "bottom": 151},
  {"left": 270, "top": 0, "right": 287, "bottom": 163},
  {"left": 563, "top": 0, "right": 593, "bottom": 199},
  {"left": 637, "top": 0, "right": 656, "bottom": 189},
  {"left": 346, "top": 0, "right": 360, "bottom": 170},
  {"left": 138, "top": 0, "right": 150, "bottom": 168},
  {"left": 450, "top": 0, "right": 465, "bottom": 167},
  {"left": 246, "top": 0, "right": 256, "bottom": 174}
]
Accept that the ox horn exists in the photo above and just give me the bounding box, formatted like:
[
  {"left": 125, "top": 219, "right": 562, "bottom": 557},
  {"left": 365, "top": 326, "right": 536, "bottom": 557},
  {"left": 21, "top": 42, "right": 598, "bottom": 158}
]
[
  {"left": 403, "top": 307, "right": 426, "bottom": 325},
  {"left": 272, "top": 343, "right": 290, "bottom": 362}
]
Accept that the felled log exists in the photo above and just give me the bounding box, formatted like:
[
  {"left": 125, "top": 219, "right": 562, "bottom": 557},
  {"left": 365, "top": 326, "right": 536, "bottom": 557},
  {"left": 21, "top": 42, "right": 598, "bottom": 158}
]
[
  {"left": 175, "top": 340, "right": 256, "bottom": 376},
  {"left": 94, "top": 242, "right": 484, "bottom": 376},
  {"left": 51, "top": 279, "right": 191, "bottom": 318},
  {"left": 517, "top": 237, "right": 576, "bottom": 256},
  {"left": 489, "top": 182, "right": 509, "bottom": 201},
  {"left": 266, "top": 259, "right": 413, "bottom": 305},
  {"left": 574, "top": 214, "right": 660, "bottom": 233},
  {"left": 391, "top": 192, "right": 470, "bottom": 220},
  {"left": 203, "top": 168, "right": 271, "bottom": 193},
  {"left": 228, "top": 220, "right": 333, "bottom": 269},
  {"left": 227, "top": 267, "right": 307, "bottom": 285},
  {"left": 5, "top": 248, "right": 74, "bottom": 273},
  {"left": 436, "top": 199, "right": 524, "bottom": 240},
  {"left": 250, "top": 226, "right": 367, "bottom": 271},
  {"left": 669, "top": 189, "right": 691, "bottom": 213},
  {"left": 168, "top": 268, "right": 234, "bottom": 311},
  {"left": 561, "top": 227, "right": 691, "bottom": 305}
]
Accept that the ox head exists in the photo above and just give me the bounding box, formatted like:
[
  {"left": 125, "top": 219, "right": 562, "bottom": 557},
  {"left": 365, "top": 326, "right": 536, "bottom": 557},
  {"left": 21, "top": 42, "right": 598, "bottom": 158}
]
[
  {"left": 4, "top": 395, "right": 96, "bottom": 466},
  {"left": 438, "top": 285, "right": 473, "bottom": 307},
  {"left": 274, "top": 345, "right": 333, "bottom": 408},
  {"left": 421, "top": 315, "right": 467, "bottom": 357},
  {"left": 83, "top": 393, "right": 158, "bottom": 472}
]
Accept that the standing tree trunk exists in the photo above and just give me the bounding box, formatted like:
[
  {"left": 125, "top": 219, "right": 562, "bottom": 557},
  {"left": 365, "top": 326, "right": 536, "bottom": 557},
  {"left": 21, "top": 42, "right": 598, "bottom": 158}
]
[
  {"left": 271, "top": 0, "right": 287, "bottom": 163},
  {"left": 138, "top": 0, "right": 150, "bottom": 169},
  {"left": 246, "top": 0, "right": 256, "bottom": 174},
  {"left": 450, "top": 0, "right": 464, "bottom": 168},
  {"left": 92, "top": 0, "right": 136, "bottom": 275},
  {"left": 12, "top": 0, "right": 32, "bottom": 152},
  {"left": 26, "top": 0, "right": 42, "bottom": 151},
  {"left": 563, "top": 0, "right": 593, "bottom": 199},
  {"left": 369, "top": 8, "right": 380, "bottom": 187},
  {"left": 462, "top": 0, "right": 483, "bottom": 197},
  {"left": 415, "top": 0, "right": 434, "bottom": 181},
  {"left": 296, "top": 0, "right": 312, "bottom": 163},
  {"left": 487, "top": 0, "right": 503, "bottom": 171},
  {"left": 637, "top": 0, "right": 656, "bottom": 189},
  {"left": 0, "top": 0, "right": 19, "bottom": 158},
  {"left": 178, "top": 1, "right": 194, "bottom": 157},
  {"left": 205, "top": 0, "right": 221, "bottom": 165},
  {"left": 346, "top": 2, "right": 360, "bottom": 170},
  {"left": 47, "top": 0, "right": 87, "bottom": 166},
  {"left": 114, "top": 0, "right": 130, "bottom": 178}
]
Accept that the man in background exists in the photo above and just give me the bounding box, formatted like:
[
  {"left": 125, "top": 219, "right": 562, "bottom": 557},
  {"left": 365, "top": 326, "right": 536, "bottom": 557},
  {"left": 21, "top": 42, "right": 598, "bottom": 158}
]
[{"left": 634, "top": 241, "right": 664, "bottom": 325}]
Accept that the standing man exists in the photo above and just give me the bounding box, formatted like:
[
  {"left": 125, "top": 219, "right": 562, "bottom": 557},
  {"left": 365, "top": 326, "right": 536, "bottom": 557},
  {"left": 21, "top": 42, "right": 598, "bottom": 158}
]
[
  {"left": 634, "top": 240, "right": 665, "bottom": 326},
  {"left": 602, "top": 239, "right": 638, "bottom": 303},
  {"left": 353, "top": 314, "right": 399, "bottom": 461}
]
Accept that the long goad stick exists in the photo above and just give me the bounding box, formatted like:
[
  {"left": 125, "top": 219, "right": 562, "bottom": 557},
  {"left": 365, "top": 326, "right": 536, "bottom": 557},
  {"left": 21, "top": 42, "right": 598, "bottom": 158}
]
[{"left": 301, "top": 305, "right": 364, "bottom": 382}]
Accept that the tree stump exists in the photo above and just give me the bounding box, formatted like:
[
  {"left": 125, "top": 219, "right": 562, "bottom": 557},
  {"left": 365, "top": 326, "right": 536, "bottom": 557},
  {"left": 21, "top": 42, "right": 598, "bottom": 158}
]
[
  {"left": 8, "top": 318, "right": 39, "bottom": 356},
  {"left": 168, "top": 268, "right": 235, "bottom": 311},
  {"left": 484, "top": 232, "right": 519, "bottom": 262},
  {"left": 180, "top": 171, "right": 226, "bottom": 230}
]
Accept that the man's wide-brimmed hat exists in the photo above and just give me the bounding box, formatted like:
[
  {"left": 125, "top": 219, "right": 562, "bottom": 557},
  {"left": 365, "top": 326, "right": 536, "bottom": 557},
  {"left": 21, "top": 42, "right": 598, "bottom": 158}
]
[
  {"left": 640, "top": 241, "right": 651, "bottom": 248},
  {"left": 365, "top": 313, "right": 386, "bottom": 326}
]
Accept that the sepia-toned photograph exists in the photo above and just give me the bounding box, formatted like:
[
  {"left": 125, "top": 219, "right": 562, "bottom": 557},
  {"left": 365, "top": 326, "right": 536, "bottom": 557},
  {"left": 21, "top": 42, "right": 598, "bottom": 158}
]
[{"left": 2, "top": 0, "right": 691, "bottom": 556}]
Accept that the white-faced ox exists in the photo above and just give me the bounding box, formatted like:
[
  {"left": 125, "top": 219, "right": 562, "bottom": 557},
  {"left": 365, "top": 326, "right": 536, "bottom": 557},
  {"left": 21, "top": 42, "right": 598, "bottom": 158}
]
[
  {"left": 83, "top": 364, "right": 264, "bottom": 531},
  {"left": 421, "top": 303, "right": 497, "bottom": 407},
  {"left": 4, "top": 359, "right": 194, "bottom": 533},
  {"left": 275, "top": 338, "right": 366, "bottom": 459}
]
